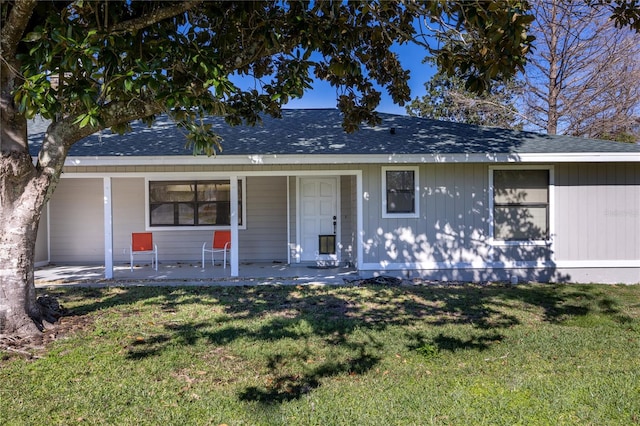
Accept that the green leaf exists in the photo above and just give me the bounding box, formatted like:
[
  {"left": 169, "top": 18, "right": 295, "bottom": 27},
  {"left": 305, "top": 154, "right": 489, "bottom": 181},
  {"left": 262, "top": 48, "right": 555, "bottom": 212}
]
[{"left": 24, "top": 31, "right": 43, "bottom": 42}]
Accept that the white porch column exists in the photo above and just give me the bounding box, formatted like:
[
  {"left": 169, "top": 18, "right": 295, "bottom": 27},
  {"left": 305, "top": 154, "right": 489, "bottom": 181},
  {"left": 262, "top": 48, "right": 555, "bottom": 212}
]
[
  {"left": 103, "top": 177, "right": 114, "bottom": 279},
  {"left": 230, "top": 176, "right": 239, "bottom": 277},
  {"left": 356, "top": 171, "right": 364, "bottom": 271}
]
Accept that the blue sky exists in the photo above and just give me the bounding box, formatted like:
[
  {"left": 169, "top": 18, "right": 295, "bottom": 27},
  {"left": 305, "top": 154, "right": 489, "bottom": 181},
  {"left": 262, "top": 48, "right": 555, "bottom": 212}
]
[
  {"left": 233, "top": 42, "right": 434, "bottom": 116},
  {"left": 287, "top": 42, "right": 434, "bottom": 115}
]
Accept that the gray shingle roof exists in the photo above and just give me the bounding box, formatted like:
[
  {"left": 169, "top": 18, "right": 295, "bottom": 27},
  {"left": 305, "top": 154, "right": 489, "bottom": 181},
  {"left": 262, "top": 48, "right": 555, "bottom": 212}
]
[{"left": 28, "top": 109, "right": 640, "bottom": 158}]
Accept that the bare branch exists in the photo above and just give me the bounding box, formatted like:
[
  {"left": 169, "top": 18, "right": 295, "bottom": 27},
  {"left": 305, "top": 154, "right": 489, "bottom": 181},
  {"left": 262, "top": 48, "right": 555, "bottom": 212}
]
[{"left": 522, "top": 0, "right": 640, "bottom": 139}]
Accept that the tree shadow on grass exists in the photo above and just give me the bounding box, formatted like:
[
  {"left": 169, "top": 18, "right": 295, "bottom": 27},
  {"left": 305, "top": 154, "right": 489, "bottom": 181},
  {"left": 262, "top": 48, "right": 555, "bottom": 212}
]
[
  {"left": 41, "top": 282, "right": 637, "bottom": 404},
  {"left": 407, "top": 330, "right": 505, "bottom": 354},
  {"left": 238, "top": 344, "right": 381, "bottom": 403}
]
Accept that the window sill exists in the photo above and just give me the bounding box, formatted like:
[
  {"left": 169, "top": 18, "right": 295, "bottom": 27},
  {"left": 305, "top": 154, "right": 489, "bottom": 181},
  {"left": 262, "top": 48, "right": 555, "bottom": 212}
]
[
  {"left": 489, "top": 239, "right": 552, "bottom": 247},
  {"left": 382, "top": 212, "right": 419, "bottom": 219},
  {"left": 146, "top": 225, "right": 247, "bottom": 232}
]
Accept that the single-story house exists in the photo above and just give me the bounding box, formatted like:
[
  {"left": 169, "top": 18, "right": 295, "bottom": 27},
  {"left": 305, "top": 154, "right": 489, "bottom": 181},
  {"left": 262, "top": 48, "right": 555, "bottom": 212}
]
[{"left": 29, "top": 109, "right": 640, "bottom": 283}]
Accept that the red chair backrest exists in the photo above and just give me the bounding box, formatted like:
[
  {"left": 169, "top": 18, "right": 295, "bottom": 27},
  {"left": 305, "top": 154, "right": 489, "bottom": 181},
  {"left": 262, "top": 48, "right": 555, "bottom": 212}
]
[
  {"left": 132, "top": 232, "right": 153, "bottom": 252},
  {"left": 213, "top": 230, "right": 231, "bottom": 249}
]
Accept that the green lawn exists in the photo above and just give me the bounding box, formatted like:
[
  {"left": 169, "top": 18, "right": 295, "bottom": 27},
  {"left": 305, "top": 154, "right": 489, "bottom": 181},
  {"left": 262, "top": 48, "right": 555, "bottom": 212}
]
[{"left": 2, "top": 283, "right": 640, "bottom": 425}]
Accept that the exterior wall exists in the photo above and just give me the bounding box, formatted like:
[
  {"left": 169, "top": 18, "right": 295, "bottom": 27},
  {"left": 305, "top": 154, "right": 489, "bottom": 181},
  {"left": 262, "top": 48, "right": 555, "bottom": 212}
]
[
  {"left": 58, "top": 175, "right": 291, "bottom": 264},
  {"left": 242, "top": 176, "right": 288, "bottom": 262},
  {"left": 112, "top": 177, "right": 149, "bottom": 262},
  {"left": 39, "top": 161, "right": 640, "bottom": 283},
  {"left": 288, "top": 176, "right": 297, "bottom": 262},
  {"left": 361, "top": 163, "right": 492, "bottom": 270},
  {"left": 359, "top": 162, "right": 639, "bottom": 283},
  {"left": 552, "top": 163, "right": 640, "bottom": 283},
  {"left": 34, "top": 204, "right": 49, "bottom": 264},
  {"left": 48, "top": 178, "right": 104, "bottom": 262},
  {"left": 554, "top": 163, "right": 640, "bottom": 262}
]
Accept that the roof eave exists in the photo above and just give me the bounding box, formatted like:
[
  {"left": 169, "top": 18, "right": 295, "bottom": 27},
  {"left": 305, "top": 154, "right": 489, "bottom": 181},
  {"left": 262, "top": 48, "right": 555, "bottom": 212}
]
[{"left": 63, "top": 152, "right": 640, "bottom": 167}]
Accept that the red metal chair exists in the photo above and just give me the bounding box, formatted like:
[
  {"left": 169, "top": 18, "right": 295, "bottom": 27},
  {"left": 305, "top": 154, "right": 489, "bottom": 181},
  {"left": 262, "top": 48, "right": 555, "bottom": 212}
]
[
  {"left": 130, "top": 232, "right": 158, "bottom": 271},
  {"left": 202, "top": 230, "right": 231, "bottom": 268}
]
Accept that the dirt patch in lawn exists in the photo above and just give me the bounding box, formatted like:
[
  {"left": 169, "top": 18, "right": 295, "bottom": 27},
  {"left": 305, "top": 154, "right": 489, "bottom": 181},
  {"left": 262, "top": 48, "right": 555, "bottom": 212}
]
[{"left": 0, "top": 311, "right": 94, "bottom": 362}]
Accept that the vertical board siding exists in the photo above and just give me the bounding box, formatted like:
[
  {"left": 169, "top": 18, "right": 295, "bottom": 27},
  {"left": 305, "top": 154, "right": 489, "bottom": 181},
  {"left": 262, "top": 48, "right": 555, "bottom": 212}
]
[
  {"left": 555, "top": 163, "right": 640, "bottom": 261},
  {"left": 47, "top": 162, "right": 640, "bottom": 272},
  {"left": 112, "top": 177, "right": 148, "bottom": 262},
  {"left": 361, "top": 163, "right": 490, "bottom": 266},
  {"left": 110, "top": 176, "right": 289, "bottom": 263},
  {"left": 427, "top": 163, "right": 491, "bottom": 264},
  {"left": 49, "top": 179, "right": 104, "bottom": 262},
  {"left": 362, "top": 164, "right": 381, "bottom": 261},
  {"left": 340, "top": 175, "right": 356, "bottom": 265},
  {"left": 241, "top": 176, "right": 288, "bottom": 261},
  {"left": 34, "top": 204, "right": 49, "bottom": 263},
  {"left": 288, "top": 176, "right": 297, "bottom": 261}
]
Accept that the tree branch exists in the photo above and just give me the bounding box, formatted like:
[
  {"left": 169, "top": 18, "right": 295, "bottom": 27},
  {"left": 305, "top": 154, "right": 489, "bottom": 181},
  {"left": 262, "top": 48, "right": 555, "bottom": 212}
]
[
  {"left": 35, "top": 97, "right": 166, "bottom": 180},
  {"left": 106, "top": 1, "right": 202, "bottom": 35},
  {"left": 0, "top": 0, "right": 37, "bottom": 58}
]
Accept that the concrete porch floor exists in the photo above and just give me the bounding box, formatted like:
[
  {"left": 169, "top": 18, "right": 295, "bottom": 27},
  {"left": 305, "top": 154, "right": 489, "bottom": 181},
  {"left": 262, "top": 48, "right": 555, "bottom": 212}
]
[{"left": 35, "top": 261, "right": 361, "bottom": 287}]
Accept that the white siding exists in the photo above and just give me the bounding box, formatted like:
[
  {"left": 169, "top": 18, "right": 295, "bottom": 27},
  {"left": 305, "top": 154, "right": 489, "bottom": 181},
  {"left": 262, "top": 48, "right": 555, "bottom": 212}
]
[
  {"left": 555, "top": 163, "right": 640, "bottom": 261},
  {"left": 362, "top": 163, "right": 492, "bottom": 266},
  {"left": 110, "top": 176, "right": 288, "bottom": 263},
  {"left": 34, "top": 204, "right": 49, "bottom": 263},
  {"left": 241, "top": 176, "right": 288, "bottom": 261},
  {"left": 42, "top": 161, "right": 640, "bottom": 283},
  {"left": 49, "top": 178, "right": 104, "bottom": 262}
]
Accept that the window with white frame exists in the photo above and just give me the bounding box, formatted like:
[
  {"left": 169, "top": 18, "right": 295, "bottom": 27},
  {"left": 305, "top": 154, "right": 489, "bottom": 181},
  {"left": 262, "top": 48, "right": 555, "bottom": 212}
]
[
  {"left": 382, "top": 166, "right": 419, "bottom": 218},
  {"left": 491, "top": 168, "right": 550, "bottom": 241},
  {"left": 149, "top": 180, "right": 244, "bottom": 227}
]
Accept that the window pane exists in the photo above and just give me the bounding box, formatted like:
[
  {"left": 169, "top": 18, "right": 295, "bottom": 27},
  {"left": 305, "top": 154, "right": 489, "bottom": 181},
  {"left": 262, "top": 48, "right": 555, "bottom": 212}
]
[
  {"left": 494, "top": 170, "right": 548, "bottom": 204},
  {"left": 149, "top": 180, "right": 243, "bottom": 227},
  {"left": 177, "top": 203, "right": 194, "bottom": 225},
  {"left": 386, "top": 170, "right": 415, "bottom": 213},
  {"left": 150, "top": 204, "right": 175, "bottom": 225},
  {"left": 493, "top": 169, "right": 549, "bottom": 241},
  {"left": 198, "top": 181, "right": 230, "bottom": 201},
  {"left": 198, "top": 203, "right": 216, "bottom": 225},
  {"left": 149, "top": 182, "right": 195, "bottom": 203},
  {"left": 387, "top": 192, "right": 415, "bottom": 213},
  {"left": 494, "top": 206, "right": 548, "bottom": 240},
  {"left": 387, "top": 171, "right": 414, "bottom": 190}
]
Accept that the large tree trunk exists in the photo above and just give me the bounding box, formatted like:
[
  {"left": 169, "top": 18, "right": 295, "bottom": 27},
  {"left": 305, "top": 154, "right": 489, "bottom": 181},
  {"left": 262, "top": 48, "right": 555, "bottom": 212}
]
[
  {"left": 0, "top": 135, "right": 51, "bottom": 336},
  {"left": 0, "top": 41, "right": 61, "bottom": 336},
  {"left": 0, "top": 169, "right": 46, "bottom": 335},
  {"left": 545, "top": 0, "right": 560, "bottom": 136}
]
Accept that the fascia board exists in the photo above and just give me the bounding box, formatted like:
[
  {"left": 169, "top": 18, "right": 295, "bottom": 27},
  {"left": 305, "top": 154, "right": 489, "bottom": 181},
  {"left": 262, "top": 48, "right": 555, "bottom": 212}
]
[{"left": 64, "top": 152, "right": 640, "bottom": 167}]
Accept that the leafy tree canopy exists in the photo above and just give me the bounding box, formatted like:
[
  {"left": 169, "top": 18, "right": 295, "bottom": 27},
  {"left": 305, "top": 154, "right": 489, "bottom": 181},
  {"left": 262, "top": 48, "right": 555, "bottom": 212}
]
[
  {"left": 406, "top": 57, "right": 524, "bottom": 129},
  {"left": 2, "top": 0, "right": 537, "bottom": 154}
]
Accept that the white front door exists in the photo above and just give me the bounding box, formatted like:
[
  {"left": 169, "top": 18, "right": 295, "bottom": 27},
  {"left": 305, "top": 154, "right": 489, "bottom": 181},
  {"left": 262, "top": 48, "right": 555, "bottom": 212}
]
[{"left": 298, "top": 177, "right": 339, "bottom": 263}]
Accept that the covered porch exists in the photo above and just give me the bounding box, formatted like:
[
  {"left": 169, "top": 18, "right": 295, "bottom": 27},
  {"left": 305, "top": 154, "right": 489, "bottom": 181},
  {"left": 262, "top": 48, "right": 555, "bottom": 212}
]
[{"left": 37, "top": 170, "right": 363, "bottom": 281}]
